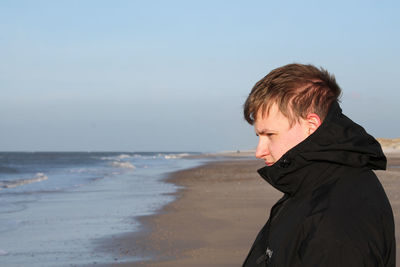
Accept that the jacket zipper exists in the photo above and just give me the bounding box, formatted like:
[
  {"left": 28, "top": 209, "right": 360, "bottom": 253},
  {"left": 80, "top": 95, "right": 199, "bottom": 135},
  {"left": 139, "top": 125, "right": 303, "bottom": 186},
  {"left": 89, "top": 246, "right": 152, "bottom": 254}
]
[
  {"left": 259, "top": 194, "right": 290, "bottom": 266},
  {"left": 243, "top": 194, "right": 290, "bottom": 266},
  {"left": 256, "top": 246, "right": 273, "bottom": 265}
]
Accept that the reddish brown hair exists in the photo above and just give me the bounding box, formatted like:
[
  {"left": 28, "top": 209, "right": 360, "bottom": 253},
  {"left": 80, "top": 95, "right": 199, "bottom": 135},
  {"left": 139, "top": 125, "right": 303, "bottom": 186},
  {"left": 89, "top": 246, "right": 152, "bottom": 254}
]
[{"left": 244, "top": 63, "right": 342, "bottom": 125}]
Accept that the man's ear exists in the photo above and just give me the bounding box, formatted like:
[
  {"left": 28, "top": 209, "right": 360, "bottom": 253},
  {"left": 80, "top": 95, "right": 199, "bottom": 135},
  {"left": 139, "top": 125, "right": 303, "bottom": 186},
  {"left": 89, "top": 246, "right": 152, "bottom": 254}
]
[{"left": 306, "top": 113, "right": 322, "bottom": 136}]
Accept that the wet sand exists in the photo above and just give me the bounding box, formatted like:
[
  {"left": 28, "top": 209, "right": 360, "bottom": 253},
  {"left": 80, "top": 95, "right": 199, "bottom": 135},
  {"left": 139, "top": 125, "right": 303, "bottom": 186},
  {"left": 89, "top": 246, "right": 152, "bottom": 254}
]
[{"left": 95, "top": 154, "right": 400, "bottom": 266}]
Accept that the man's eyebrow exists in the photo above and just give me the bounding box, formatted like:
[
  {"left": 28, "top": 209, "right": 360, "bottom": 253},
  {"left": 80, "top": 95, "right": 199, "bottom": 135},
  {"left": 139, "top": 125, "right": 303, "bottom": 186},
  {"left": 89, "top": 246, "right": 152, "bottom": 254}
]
[{"left": 255, "top": 128, "right": 276, "bottom": 135}]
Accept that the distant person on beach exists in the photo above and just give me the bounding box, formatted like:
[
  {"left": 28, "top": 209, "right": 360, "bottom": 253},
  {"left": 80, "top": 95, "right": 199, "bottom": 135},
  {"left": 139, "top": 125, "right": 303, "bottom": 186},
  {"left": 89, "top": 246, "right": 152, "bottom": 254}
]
[{"left": 242, "top": 64, "right": 395, "bottom": 266}]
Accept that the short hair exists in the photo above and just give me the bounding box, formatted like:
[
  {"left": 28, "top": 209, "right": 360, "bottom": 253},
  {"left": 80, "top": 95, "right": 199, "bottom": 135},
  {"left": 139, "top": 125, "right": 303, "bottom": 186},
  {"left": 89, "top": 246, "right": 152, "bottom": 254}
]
[{"left": 243, "top": 63, "right": 342, "bottom": 126}]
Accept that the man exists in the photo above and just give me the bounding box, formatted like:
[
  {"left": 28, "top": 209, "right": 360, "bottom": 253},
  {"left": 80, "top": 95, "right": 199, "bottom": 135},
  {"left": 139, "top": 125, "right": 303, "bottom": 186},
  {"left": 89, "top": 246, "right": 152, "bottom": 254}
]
[{"left": 242, "top": 64, "right": 395, "bottom": 267}]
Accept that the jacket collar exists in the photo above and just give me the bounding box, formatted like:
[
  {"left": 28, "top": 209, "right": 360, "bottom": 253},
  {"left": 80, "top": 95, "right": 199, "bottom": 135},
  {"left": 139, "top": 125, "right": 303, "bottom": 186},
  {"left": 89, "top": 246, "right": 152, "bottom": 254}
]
[{"left": 257, "top": 101, "right": 386, "bottom": 196}]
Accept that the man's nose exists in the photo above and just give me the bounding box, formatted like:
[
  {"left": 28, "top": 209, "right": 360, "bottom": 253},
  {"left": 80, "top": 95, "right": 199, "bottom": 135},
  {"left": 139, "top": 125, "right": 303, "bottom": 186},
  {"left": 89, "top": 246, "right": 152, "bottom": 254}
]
[{"left": 255, "top": 138, "right": 269, "bottom": 159}]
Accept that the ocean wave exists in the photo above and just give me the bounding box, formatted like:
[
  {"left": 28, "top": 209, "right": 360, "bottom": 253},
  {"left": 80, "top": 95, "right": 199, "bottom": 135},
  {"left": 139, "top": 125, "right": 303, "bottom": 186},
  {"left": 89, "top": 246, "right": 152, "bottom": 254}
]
[
  {"left": 0, "top": 166, "right": 19, "bottom": 174},
  {"left": 117, "top": 154, "right": 132, "bottom": 159},
  {"left": 162, "top": 153, "right": 190, "bottom": 159},
  {"left": 68, "top": 168, "right": 93, "bottom": 174},
  {"left": 100, "top": 154, "right": 135, "bottom": 161},
  {"left": 0, "top": 173, "right": 48, "bottom": 189},
  {"left": 100, "top": 156, "right": 114, "bottom": 160},
  {"left": 110, "top": 161, "right": 135, "bottom": 169}
]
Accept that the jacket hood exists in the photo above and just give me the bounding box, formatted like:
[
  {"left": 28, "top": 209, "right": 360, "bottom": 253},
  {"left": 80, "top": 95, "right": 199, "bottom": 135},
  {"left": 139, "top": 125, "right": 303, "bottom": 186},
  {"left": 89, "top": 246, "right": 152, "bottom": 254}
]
[{"left": 258, "top": 101, "right": 386, "bottom": 195}]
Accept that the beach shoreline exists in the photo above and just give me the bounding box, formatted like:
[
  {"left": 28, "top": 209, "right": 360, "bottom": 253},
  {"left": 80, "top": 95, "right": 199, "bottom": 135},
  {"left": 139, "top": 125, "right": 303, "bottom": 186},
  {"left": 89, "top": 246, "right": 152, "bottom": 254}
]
[{"left": 93, "top": 153, "right": 400, "bottom": 267}]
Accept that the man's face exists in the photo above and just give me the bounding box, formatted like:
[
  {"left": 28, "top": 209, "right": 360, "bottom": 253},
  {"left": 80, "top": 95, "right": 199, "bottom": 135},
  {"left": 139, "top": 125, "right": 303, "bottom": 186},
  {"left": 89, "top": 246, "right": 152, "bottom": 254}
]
[{"left": 254, "top": 103, "right": 310, "bottom": 166}]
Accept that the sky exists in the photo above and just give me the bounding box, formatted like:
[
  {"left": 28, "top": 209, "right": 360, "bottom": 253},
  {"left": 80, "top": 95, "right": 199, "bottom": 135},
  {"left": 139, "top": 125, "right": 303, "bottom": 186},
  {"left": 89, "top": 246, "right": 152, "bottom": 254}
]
[{"left": 1, "top": 0, "right": 399, "bottom": 152}]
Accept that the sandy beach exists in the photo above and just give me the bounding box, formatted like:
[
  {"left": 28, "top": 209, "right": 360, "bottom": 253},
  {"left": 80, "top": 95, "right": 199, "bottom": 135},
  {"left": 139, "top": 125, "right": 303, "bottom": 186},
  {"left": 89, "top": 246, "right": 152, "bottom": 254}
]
[{"left": 95, "top": 153, "right": 400, "bottom": 267}]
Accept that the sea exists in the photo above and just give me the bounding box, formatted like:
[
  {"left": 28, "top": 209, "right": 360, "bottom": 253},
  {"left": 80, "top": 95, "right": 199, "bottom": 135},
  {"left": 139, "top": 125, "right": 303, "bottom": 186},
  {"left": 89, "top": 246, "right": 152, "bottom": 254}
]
[{"left": 0, "top": 152, "right": 204, "bottom": 266}]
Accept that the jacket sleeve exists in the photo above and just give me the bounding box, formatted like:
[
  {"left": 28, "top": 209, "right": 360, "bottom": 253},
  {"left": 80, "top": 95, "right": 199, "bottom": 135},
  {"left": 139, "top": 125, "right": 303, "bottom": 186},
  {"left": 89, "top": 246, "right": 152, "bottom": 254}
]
[{"left": 299, "top": 237, "right": 375, "bottom": 267}]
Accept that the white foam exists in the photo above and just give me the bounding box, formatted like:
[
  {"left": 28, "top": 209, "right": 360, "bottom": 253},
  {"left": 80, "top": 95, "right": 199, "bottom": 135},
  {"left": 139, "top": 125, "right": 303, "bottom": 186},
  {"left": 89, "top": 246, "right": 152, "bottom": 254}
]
[
  {"left": 100, "top": 154, "right": 135, "bottom": 161},
  {"left": 100, "top": 156, "right": 114, "bottom": 160},
  {"left": 163, "top": 153, "right": 190, "bottom": 159},
  {"left": 110, "top": 161, "right": 135, "bottom": 169},
  {"left": 69, "top": 168, "right": 91, "bottom": 173},
  {"left": 0, "top": 173, "right": 48, "bottom": 189},
  {"left": 117, "top": 154, "right": 132, "bottom": 159}
]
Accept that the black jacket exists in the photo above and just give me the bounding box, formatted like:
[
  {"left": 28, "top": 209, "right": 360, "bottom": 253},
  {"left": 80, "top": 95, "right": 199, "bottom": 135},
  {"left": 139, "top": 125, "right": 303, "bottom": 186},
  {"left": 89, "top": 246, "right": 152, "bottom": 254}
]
[{"left": 243, "top": 102, "right": 395, "bottom": 267}]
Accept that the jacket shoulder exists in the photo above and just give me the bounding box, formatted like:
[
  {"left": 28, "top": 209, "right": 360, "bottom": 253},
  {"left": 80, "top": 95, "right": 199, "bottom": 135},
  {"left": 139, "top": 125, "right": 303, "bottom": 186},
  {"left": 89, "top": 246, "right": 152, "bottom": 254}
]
[{"left": 299, "top": 167, "right": 395, "bottom": 266}]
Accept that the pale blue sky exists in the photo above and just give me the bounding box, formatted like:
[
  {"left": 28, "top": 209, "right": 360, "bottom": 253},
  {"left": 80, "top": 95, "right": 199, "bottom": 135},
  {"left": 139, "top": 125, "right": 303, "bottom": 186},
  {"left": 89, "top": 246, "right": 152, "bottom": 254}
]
[{"left": 1, "top": 0, "right": 399, "bottom": 151}]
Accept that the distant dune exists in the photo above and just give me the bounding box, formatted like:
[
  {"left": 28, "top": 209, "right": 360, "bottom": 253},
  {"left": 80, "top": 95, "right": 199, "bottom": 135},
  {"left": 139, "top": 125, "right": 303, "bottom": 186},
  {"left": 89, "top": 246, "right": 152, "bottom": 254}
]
[{"left": 377, "top": 138, "right": 400, "bottom": 153}]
